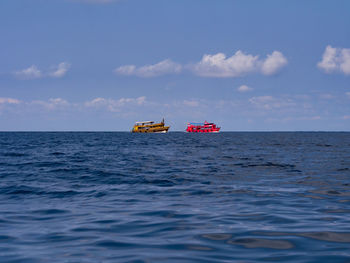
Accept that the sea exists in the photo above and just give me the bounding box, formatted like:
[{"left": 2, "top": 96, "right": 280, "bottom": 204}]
[{"left": 0, "top": 132, "right": 349, "bottom": 263}]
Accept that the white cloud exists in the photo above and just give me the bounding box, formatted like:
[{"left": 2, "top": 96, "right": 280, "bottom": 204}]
[
  {"left": 49, "top": 62, "right": 71, "bottom": 78},
  {"left": 15, "top": 65, "right": 42, "bottom": 79},
  {"left": 14, "top": 62, "right": 70, "bottom": 79},
  {"left": 261, "top": 51, "right": 288, "bottom": 75},
  {"left": 115, "top": 65, "right": 136, "bottom": 76},
  {"left": 49, "top": 98, "right": 69, "bottom": 106},
  {"left": 115, "top": 59, "right": 182, "bottom": 77},
  {"left": 85, "top": 97, "right": 108, "bottom": 107},
  {"left": 318, "top": 45, "right": 350, "bottom": 75},
  {"left": 115, "top": 50, "right": 287, "bottom": 78},
  {"left": 0, "top": 97, "right": 21, "bottom": 114},
  {"left": 346, "top": 92, "right": 350, "bottom": 98},
  {"left": 237, "top": 85, "right": 253, "bottom": 92},
  {"left": 0, "top": 97, "right": 21, "bottom": 104},
  {"left": 341, "top": 48, "right": 350, "bottom": 75},
  {"left": 85, "top": 96, "right": 146, "bottom": 112},
  {"left": 32, "top": 98, "right": 70, "bottom": 110},
  {"left": 268, "top": 116, "right": 322, "bottom": 122},
  {"left": 118, "top": 96, "right": 146, "bottom": 106},
  {"left": 1, "top": 95, "right": 348, "bottom": 130},
  {"left": 192, "top": 51, "right": 259, "bottom": 77},
  {"left": 317, "top": 46, "right": 339, "bottom": 73},
  {"left": 249, "top": 95, "right": 296, "bottom": 110},
  {"left": 249, "top": 96, "right": 274, "bottom": 109},
  {"left": 192, "top": 50, "right": 287, "bottom": 78}
]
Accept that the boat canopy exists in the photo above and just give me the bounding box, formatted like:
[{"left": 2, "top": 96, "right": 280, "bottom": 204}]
[
  {"left": 135, "top": 121, "right": 154, "bottom": 125},
  {"left": 188, "top": 122, "right": 212, "bottom": 125}
]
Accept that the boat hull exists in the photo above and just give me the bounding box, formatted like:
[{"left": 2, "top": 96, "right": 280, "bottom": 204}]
[
  {"left": 154, "top": 130, "right": 168, "bottom": 133},
  {"left": 133, "top": 127, "right": 169, "bottom": 133},
  {"left": 186, "top": 129, "right": 220, "bottom": 133}
]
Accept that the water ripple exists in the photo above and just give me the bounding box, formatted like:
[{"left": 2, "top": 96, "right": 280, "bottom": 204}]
[{"left": 0, "top": 132, "right": 349, "bottom": 262}]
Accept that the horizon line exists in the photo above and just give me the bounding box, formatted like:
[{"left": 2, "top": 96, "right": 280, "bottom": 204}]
[{"left": 0, "top": 130, "right": 349, "bottom": 133}]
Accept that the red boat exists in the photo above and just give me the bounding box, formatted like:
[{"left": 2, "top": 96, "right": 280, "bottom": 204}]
[{"left": 186, "top": 121, "right": 221, "bottom": 133}]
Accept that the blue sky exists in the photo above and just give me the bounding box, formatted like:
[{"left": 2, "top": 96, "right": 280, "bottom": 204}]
[{"left": 0, "top": 0, "right": 349, "bottom": 131}]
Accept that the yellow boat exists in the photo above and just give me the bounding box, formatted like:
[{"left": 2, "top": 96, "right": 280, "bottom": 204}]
[{"left": 131, "top": 119, "right": 170, "bottom": 133}]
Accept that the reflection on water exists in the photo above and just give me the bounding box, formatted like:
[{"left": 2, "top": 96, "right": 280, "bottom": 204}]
[
  {"left": 300, "top": 232, "right": 350, "bottom": 243},
  {"left": 227, "top": 238, "right": 294, "bottom": 249},
  {"left": 0, "top": 132, "right": 349, "bottom": 262}
]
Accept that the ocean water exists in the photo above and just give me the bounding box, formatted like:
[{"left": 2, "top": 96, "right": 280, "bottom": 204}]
[{"left": 0, "top": 132, "right": 350, "bottom": 263}]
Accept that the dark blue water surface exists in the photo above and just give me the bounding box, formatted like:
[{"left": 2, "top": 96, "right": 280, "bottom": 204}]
[{"left": 0, "top": 132, "right": 350, "bottom": 262}]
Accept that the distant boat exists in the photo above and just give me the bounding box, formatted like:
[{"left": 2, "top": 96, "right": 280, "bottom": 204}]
[
  {"left": 186, "top": 121, "right": 220, "bottom": 133},
  {"left": 131, "top": 119, "right": 170, "bottom": 133}
]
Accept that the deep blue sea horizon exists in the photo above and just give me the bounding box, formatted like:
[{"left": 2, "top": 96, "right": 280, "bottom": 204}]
[{"left": 0, "top": 132, "right": 349, "bottom": 262}]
